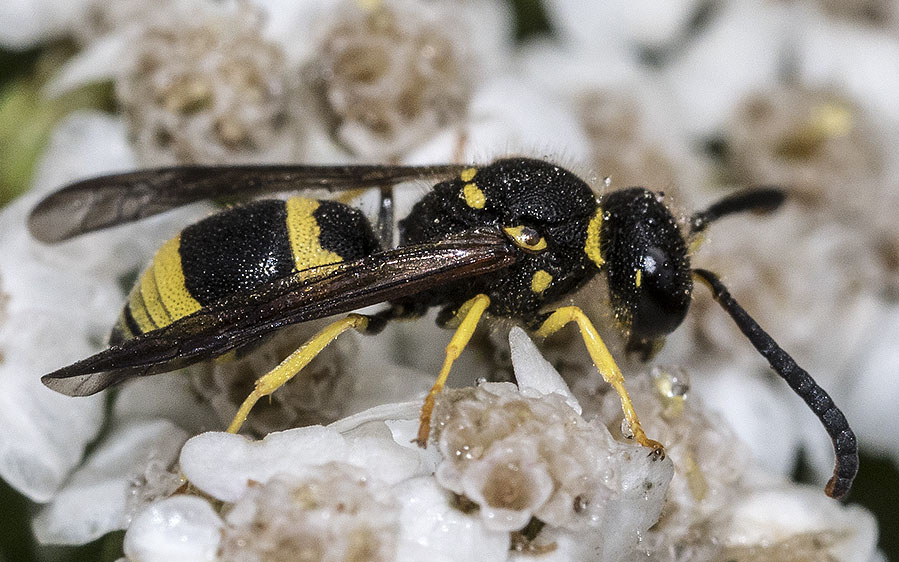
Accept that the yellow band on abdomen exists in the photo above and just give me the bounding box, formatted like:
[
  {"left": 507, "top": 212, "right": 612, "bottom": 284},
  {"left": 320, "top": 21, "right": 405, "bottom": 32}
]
[
  {"left": 153, "top": 236, "right": 202, "bottom": 321},
  {"left": 285, "top": 198, "right": 344, "bottom": 272}
]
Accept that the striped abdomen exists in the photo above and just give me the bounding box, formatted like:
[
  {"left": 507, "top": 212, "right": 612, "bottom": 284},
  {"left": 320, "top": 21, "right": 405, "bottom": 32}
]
[{"left": 111, "top": 197, "right": 380, "bottom": 343}]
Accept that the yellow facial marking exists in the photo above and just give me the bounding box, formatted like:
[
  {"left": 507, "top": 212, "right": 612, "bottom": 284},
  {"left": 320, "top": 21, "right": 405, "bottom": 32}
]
[
  {"left": 635, "top": 268, "right": 642, "bottom": 288},
  {"left": 460, "top": 167, "right": 477, "bottom": 182},
  {"left": 462, "top": 183, "right": 486, "bottom": 209},
  {"left": 531, "top": 270, "right": 553, "bottom": 294},
  {"left": 503, "top": 225, "right": 547, "bottom": 252},
  {"left": 585, "top": 206, "right": 604, "bottom": 268},
  {"left": 285, "top": 197, "right": 344, "bottom": 272},
  {"left": 153, "top": 236, "right": 202, "bottom": 321}
]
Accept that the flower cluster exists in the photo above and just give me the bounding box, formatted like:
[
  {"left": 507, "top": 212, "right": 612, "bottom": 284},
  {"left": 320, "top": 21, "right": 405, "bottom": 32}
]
[
  {"left": 304, "top": 0, "right": 474, "bottom": 160},
  {"left": 432, "top": 381, "right": 672, "bottom": 558},
  {"left": 0, "top": 0, "right": 896, "bottom": 560},
  {"left": 117, "top": 3, "right": 296, "bottom": 165},
  {"left": 218, "top": 465, "right": 399, "bottom": 562}
]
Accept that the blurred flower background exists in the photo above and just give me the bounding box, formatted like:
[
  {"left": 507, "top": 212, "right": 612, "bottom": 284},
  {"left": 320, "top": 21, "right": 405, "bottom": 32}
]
[{"left": 0, "top": 0, "right": 897, "bottom": 561}]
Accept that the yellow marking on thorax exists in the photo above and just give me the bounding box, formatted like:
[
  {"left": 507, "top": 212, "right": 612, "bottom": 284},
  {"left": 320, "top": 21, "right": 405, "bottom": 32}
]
[
  {"left": 462, "top": 183, "right": 486, "bottom": 209},
  {"left": 285, "top": 198, "right": 344, "bottom": 272},
  {"left": 635, "top": 268, "right": 642, "bottom": 288},
  {"left": 531, "top": 270, "right": 553, "bottom": 294},
  {"left": 503, "top": 225, "right": 547, "bottom": 252},
  {"left": 585, "top": 206, "right": 605, "bottom": 268},
  {"left": 153, "top": 236, "right": 202, "bottom": 321},
  {"left": 139, "top": 266, "right": 171, "bottom": 328},
  {"left": 460, "top": 167, "right": 477, "bottom": 182}
]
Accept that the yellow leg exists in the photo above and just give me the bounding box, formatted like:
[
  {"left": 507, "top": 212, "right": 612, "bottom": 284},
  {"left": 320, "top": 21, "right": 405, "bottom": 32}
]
[
  {"left": 226, "top": 314, "right": 370, "bottom": 434},
  {"left": 535, "top": 306, "right": 664, "bottom": 454},
  {"left": 415, "top": 294, "right": 490, "bottom": 446}
]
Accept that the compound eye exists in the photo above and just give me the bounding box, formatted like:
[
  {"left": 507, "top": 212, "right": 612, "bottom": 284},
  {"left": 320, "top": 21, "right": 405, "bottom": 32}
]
[
  {"left": 631, "top": 246, "right": 691, "bottom": 339},
  {"left": 503, "top": 225, "right": 547, "bottom": 252}
]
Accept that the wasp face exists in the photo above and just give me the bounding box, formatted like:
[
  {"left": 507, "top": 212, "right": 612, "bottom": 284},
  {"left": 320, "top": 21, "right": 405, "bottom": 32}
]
[{"left": 598, "top": 187, "right": 693, "bottom": 358}]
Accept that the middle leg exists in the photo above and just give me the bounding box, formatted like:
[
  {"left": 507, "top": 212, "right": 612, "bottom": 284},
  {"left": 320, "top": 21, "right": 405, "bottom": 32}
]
[{"left": 414, "top": 293, "right": 491, "bottom": 446}]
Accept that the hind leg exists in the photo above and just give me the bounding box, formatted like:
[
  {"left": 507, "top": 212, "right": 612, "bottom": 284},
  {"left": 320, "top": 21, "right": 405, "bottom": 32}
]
[{"left": 227, "top": 313, "right": 383, "bottom": 434}]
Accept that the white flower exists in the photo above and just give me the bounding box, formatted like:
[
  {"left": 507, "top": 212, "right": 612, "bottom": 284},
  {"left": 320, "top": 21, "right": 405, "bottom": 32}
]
[
  {"left": 300, "top": 0, "right": 477, "bottom": 160},
  {"left": 710, "top": 487, "right": 878, "bottom": 562},
  {"left": 0, "top": 0, "right": 92, "bottom": 48},
  {"left": 795, "top": 3, "right": 899, "bottom": 123},
  {"left": 0, "top": 111, "right": 177, "bottom": 502},
  {"left": 219, "top": 465, "right": 400, "bottom": 562},
  {"left": 32, "top": 419, "right": 188, "bottom": 544},
  {"left": 123, "top": 331, "right": 677, "bottom": 562},
  {"left": 115, "top": 2, "right": 299, "bottom": 166},
  {"left": 124, "top": 495, "right": 224, "bottom": 562},
  {"left": 0, "top": 1, "right": 893, "bottom": 558}
]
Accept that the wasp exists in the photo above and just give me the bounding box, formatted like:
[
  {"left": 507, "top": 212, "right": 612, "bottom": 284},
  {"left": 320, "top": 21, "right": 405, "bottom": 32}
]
[{"left": 29, "top": 157, "right": 857, "bottom": 499}]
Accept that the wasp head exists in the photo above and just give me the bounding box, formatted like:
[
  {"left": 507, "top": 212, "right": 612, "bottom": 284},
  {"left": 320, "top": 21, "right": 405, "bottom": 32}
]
[{"left": 596, "top": 188, "right": 693, "bottom": 360}]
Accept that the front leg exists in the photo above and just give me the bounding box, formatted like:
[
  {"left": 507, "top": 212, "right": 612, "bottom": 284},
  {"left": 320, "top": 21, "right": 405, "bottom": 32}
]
[{"left": 535, "top": 306, "right": 665, "bottom": 456}]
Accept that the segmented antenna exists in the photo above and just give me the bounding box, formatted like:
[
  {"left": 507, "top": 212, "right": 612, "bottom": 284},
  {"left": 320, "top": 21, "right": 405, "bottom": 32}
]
[
  {"left": 693, "top": 268, "right": 858, "bottom": 499},
  {"left": 690, "top": 188, "right": 786, "bottom": 234}
]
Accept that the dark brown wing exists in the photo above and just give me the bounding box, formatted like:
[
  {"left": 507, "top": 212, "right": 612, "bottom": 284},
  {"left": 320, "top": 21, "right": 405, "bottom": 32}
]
[
  {"left": 29, "top": 163, "right": 466, "bottom": 243},
  {"left": 41, "top": 228, "right": 515, "bottom": 396}
]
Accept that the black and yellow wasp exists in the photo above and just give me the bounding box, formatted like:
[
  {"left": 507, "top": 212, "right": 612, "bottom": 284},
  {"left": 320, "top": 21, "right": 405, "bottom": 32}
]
[{"left": 29, "top": 157, "right": 857, "bottom": 499}]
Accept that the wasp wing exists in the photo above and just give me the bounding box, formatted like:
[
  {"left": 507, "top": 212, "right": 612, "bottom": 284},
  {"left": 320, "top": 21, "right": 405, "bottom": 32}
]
[
  {"left": 29, "top": 163, "right": 466, "bottom": 243},
  {"left": 41, "top": 228, "right": 515, "bottom": 396}
]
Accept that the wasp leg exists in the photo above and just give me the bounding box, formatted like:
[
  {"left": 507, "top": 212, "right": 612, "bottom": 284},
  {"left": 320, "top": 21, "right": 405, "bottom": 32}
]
[
  {"left": 415, "top": 294, "right": 491, "bottom": 447},
  {"left": 227, "top": 313, "right": 381, "bottom": 434},
  {"left": 535, "top": 306, "right": 665, "bottom": 455}
]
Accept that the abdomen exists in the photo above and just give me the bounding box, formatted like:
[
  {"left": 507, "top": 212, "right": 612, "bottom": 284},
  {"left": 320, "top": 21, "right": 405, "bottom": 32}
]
[{"left": 111, "top": 197, "right": 380, "bottom": 343}]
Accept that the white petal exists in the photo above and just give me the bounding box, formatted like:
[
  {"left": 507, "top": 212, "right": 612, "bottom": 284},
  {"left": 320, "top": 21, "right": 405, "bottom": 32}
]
[
  {"left": 846, "top": 303, "right": 899, "bottom": 462},
  {"left": 32, "top": 420, "right": 188, "bottom": 545},
  {"left": 544, "top": 0, "right": 704, "bottom": 49},
  {"left": 44, "top": 33, "right": 133, "bottom": 98},
  {"left": 342, "top": 420, "right": 432, "bottom": 485},
  {"left": 180, "top": 427, "right": 351, "bottom": 502},
  {"left": 123, "top": 496, "right": 224, "bottom": 562},
  {"left": 30, "top": 110, "right": 136, "bottom": 196},
  {"left": 797, "top": 12, "right": 899, "bottom": 123},
  {"left": 328, "top": 401, "right": 422, "bottom": 434},
  {"left": 0, "top": 0, "right": 91, "bottom": 49},
  {"left": 0, "top": 196, "right": 107, "bottom": 501},
  {"left": 508, "top": 326, "right": 581, "bottom": 414},
  {"left": 112, "top": 373, "right": 219, "bottom": 434},
  {"left": 716, "top": 487, "right": 878, "bottom": 562},
  {"left": 394, "top": 476, "right": 509, "bottom": 562},
  {"left": 518, "top": 38, "right": 643, "bottom": 98},
  {"left": 0, "top": 112, "right": 190, "bottom": 502},
  {"left": 691, "top": 365, "right": 803, "bottom": 477},
  {"left": 249, "top": 0, "right": 342, "bottom": 64},
  {"left": 406, "top": 75, "right": 592, "bottom": 166},
  {"left": 662, "top": 0, "right": 792, "bottom": 135}
]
